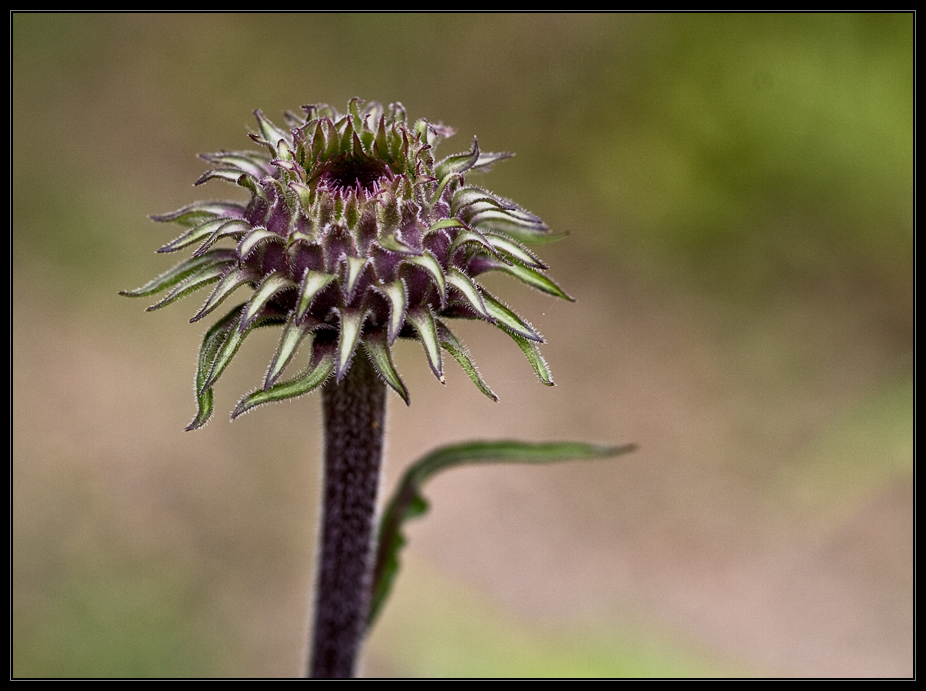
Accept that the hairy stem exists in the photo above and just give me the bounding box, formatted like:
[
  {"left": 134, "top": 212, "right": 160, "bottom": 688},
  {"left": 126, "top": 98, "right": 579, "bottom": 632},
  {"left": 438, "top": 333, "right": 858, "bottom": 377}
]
[{"left": 309, "top": 354, "right": 386, "bottom": 678}]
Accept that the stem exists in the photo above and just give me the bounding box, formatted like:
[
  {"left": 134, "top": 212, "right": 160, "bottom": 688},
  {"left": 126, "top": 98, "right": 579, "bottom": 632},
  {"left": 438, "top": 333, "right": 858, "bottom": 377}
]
[{"left": 309, "top": 354, "right": 386, "bottom": 678}]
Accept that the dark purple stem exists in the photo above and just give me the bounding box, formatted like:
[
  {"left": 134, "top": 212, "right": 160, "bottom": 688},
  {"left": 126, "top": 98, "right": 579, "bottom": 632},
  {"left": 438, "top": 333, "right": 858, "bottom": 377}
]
[{"left": 309, "top": 353, "right": 386, "bottom": 678}]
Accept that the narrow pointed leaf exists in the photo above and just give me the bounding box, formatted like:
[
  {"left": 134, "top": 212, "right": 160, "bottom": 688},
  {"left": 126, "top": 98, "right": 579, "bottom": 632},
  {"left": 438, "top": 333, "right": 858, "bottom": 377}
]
[
  {"left": 451, "top": 186, "right": 516, "bottom": 216},
  {"left": 446, "top": 268, "right": 490, "bottom": 319},
  {"left": 240, "top": 272, "right": 296, "bottom": 331},
  {"left": 402, "top": 252, "right": 446, "bottom": 304},
  {"left": 481, "top": 292, "right": 543, "bottom": 342},
  {"left": 475, "top": 258, "right": 574, "bottom": 301},
  {"left": 146, "top": 260, "right": 232, "bottom": 312},
  {"left": 201, "top": 312, "right": 285, "bottom": 393},
  {"left": 296, "top": 269, "right": 337, "bottom": 320},
  {"left": 192, "top": 218, "right": 252, "bottom": 257},
  {"left": 336, "top": 307, "right": 367, "bottom": 379},
  {"left": 436, "top": 320, "right": 497, "bottom": 401},
  {"left": 466, "top": 196, "right": 542, "bottom": 223},
  {"left": 470, "top": 150, "right": 514, "bottom": 173},
  {"left": 506, "top": 331, "right": 554, "bottom": 386},
  {"left": 190, "top": 266, "right": 257, "bottom": 323},
  {"left": 486, "top": 233, "right": 548, "bottom": 270},
  {"left": 338, "top": 117, "right": 356, "bottom": 155},
  {"left": 265, "top": 318, "right": 316, "bottom": 389},
  {"left": 377, "top": 232, "right": 417, "bottom": 254},
  {"left": 150, "top": 200, "right": 246, "bottom": 227},
  {"left": 369, "top": 440, "right": 637, "bottom": 628},
  {"left": 376, "top": 279, "right": 407, "bottom": 344},
  {"left": 272, "top": 158, "right": 304, "bottom": 181},
  {"left": 362, "top": 330, "right": 410, "bottom": 405},
  {"left": 253, "top": 109, "right": 290, "bottom": 150},
  {"left": 202, "top": 149, "right": 272, "bottom": 166},
  {"left": 319, "top": 118, "right": 340, "bottom": 160},
  {"left": 435, "top": 137, "right": 480, "bottom": 181},
  {"left": 469, "top": 214, "right": 552, "bottom": 244},
  {"left": 120, "top": 251, "right": 232, "bottom": 298},
  {"left": 265, "top": 177, "right": 299, "bottom": 217},
  {"left": 448, "top": 227, "right": 500, "bottom": 261},
  {"left": 430, "top": 172, "right": 462, "bottom": 206},
  {"left": 198, "top": 152, "right": 270, "bottom": 179},
  {"left": 236, "top": 227, "right": 285, "bottom": 260},
  {"left": 289, "top": 180, "right": 315, "bottom": 212},
  {"left": 194, "top": 168, "right": 254, "bottom": 187},
  {"left": 232, "top": 347, "right": 335, "bottom": 419},
  {"left": 235, "top": 173, "right": 269, "bottom": 203},
  {"left": 157, "top": 217, "right": 228, "bottom": 253},
  {"left": 454, "top": 194, "right": 551, "bottom": 244},
  {"left": 426, "top": 217, "right": 470, "bottom": 233},
  {"left": 185, "top": 304, "right": 244, "bottom": 431},
  {"left": 407, "top": 306, "right": 442, "bottom": 381},
  {"left": 275, "top": 137, "right": 295, "bottom": 162},
  {"left": 342, "top": 256, "right": 369, "bottom": 301}
]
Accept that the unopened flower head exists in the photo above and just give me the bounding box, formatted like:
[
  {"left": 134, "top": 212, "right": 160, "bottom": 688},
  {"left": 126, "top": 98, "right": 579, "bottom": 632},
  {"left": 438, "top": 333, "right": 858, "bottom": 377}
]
[{"left": 122, "top": 99, "right": 572, "bottom": 429}]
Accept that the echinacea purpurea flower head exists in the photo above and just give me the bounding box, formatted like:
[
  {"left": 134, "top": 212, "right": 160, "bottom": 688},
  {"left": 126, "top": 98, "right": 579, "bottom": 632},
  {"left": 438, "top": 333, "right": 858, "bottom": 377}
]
[{"left": 121, "top": 99, "right": 573, "bottom": 430}]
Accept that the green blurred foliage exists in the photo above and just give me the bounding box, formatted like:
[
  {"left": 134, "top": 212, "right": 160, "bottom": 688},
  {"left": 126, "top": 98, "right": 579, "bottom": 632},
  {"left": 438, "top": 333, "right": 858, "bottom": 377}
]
[{"left": 584, "top": 14, "right": 912, "bottom": 297}]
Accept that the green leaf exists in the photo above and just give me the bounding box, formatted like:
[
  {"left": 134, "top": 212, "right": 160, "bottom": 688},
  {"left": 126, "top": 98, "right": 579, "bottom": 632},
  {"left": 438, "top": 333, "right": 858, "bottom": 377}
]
[
  {"left": 253, "top": 109, "right": 290, "bottom": 149},
  {"left": 198, "top": 151, "right": 271, "bottom": 179},
  {"left": 336, "top": 307, "right": 368, "bottom": 379},
  {"left": 119, "top": 250, "right": 234, "bottom": 298},
  {"left": 342, "top": 256, "right": 369, "bottom": 301},
  {"left": 236, "top": 227, "right": 285, "bottom": 261},
  {"left": 157, "top": 217, "right": 229, "bottom": 254},
  {"left": 377, "top": 279, "right": 407, "bottom": 344},
  {"left": 470, "top": 150, "right": 514, "bottom": 173},
  {"left": 481, "top": 292, "right": 543, "bottom": 342},
  {"left": 476, "top": 258, "right": 575, "bottom": 301},
  {"left": 450, "top": 186, "right": 516, "bottom": 216},
  {"left": 436, "top": 320, "right": 497, "bottom": 402},
  {"left": 265, "top": 317, "right": 317, "bottom": 389},
  {"left": 401, "top": 252, "right": 446, "bottom": 305},
  {"left": 406, "top": 305, "right": 442, "bottom": 382},
  {"left": 200, "top": 311, "right": 285, "bottom": 394},
  {"left": 288, "top": 180, "right": 316, "bottom": 213},
  {"left": 192, "top": 218, "right": 252, "bottom": 257},
  {"left": 446, "top": 268, "right": 490, "bottom": 319},
  {"left": 240, "top": 272, "right": 296, "bottom": 330},
  {"left": 485, "top": 234, "right": 547, "bottom": 270},
  {"left": 429, "top": 173, "right": 463, "bottom": 206},
  {"left": 186, "top": 304, "right": 245, "bottom": 431},
  {"left": 378, "top": 231, "right": 417, "bottom": 254},
  {"left": 435, "top": 137, "right": 480, "bottom": 181},
  {"left": 465, "top": 208, "right": 550, "bottom": 245},
  {"left": 447, "top": 227, "right": 500, "bottom": 263},
  {"left": 296, "top": 269, "right": 337, "bottom": 321},
  {"left": 194, "top": 168, "right": 252, "bottom": 187},
  {"left": 145, "top": 260, "right": 233, "bottom": 312},
  {"left": 150, "top": 200, "right": 246, "bottom": 227},
  {"left": 362, "top": 330, "right": 410, "bottom": 405},
  {"left": 189, "top": 266, "right": 257, "bottom": 323},
  {"left": 507, "top": 331, "right": 555, "bottom": 386},
  {"left": 369, "top": 440, "right": 637, "bottom": 629},
  {"left": 232, "top": 344, "right": 335, "bottom": 419}
]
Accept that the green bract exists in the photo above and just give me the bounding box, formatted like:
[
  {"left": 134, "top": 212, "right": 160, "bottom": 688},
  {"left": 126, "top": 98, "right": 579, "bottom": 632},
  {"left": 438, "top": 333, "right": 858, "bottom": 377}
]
[{"left": 122, "top": 99, "right": 572, "bottom": 429}]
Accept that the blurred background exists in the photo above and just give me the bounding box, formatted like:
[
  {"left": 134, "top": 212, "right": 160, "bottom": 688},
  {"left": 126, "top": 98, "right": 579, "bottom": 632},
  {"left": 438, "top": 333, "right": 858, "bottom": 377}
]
[{"left": 13, "top": 13, "right": 912, "bottom": 678}]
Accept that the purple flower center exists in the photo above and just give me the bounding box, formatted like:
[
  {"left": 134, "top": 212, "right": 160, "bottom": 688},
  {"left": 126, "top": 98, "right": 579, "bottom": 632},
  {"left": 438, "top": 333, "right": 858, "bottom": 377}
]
[{"left": 318, "top": 154, "right": 391, "bottom": 196}]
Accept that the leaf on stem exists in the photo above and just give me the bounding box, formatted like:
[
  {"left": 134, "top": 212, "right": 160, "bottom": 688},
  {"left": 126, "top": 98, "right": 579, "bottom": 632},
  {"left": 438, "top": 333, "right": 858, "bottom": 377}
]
[{"left": 367, "top": 440, "right": 637, "bottom": 629}]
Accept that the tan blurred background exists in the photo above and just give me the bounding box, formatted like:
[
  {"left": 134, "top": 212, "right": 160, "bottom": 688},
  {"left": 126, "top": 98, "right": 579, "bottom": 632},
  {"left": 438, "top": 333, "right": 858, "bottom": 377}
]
[{"left": 13, "top": 13, "right": 912, "bottom": 678}]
